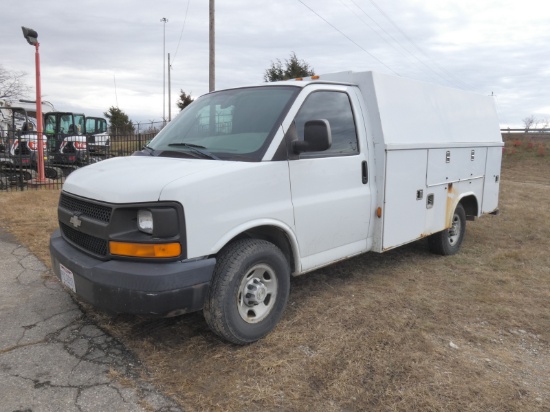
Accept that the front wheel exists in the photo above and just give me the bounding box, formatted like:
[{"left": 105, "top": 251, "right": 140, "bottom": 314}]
[
  {"left": 428, "top": 203, "right": 466, "bottom": 256},
  {"left": 203, "top": 238, "right": 290, "bottom": 345}
]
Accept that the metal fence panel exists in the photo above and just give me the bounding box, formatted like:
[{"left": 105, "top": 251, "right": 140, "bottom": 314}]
[{"left": 1, "top": 133, "right": 150, "bottom": 193}]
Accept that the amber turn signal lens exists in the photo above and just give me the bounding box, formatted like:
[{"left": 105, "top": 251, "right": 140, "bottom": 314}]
[
  {"left": 109, "top": 241, "right": 181, "bottom": 258},
  {"left": 376, "top": 207, "right": 382, "bottom": 218}
]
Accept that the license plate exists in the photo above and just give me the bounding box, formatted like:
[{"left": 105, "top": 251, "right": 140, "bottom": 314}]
[{"left": 59, "top": 263, "right": 76, "bottom": 293}]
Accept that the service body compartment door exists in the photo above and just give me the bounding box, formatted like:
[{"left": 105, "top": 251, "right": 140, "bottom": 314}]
[
  {"left": 382, "top": 149, "right": 429, "bottom": 249},
  {"left": 427, "top": 147, "right": 487, "bottom": 186},
  {"left": 288, "top": 86, "right": 371, "bottom": 271},
  {"left": 481, "top": 146, "right": 502, "bottom": 213}
]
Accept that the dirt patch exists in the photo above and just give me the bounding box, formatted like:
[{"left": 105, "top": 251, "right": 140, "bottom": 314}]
[{"left": 1, "top": 141, "right": 549, "bottom": 411}]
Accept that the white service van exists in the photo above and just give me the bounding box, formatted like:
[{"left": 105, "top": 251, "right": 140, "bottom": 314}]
[{"left": 50, "top": 71, "right": 503, "bottom": 344}]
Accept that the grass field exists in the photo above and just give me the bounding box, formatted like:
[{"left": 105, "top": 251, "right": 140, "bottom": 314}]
[{"left": 1, "top": 135, "right": 549, "bottom": 411}]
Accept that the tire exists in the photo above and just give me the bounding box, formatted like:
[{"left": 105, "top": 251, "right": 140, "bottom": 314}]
[
  {"left": 428, "top": 203, "right": 466, "bottom": 256},
  {"left": 45, "top": 166, "right": 64, "bottom": 180},
  {"left": 22, "top": 169, "right": 38, "bottom": 181},
  {"left": 203, "top": 238, "right": 290, "bottom": 345},
  {"left": 0, "top": 175, "right": 7, "bottom": 190}
]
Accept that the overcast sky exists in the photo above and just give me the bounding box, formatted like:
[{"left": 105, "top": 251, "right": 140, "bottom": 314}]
[{"left": 2, "top": 0, "right": 549, "bottom": 128}]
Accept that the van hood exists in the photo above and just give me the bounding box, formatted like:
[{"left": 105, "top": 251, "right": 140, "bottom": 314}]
[{"left": 62, "top": 156, "right": 231, "bottom": 203}]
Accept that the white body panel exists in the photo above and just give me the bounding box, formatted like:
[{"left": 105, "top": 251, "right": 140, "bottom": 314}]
[
  {"left": 481, "top": 147, "right": 503, "bottom": 213},
  {"left": 61, "top": 71, "right": 503, "bottom": 274},
  {"left": 89, "top": 132, "right": 110, "bottom": 147},
  {"left": 159, "top": 161, "right": 295, "bottom": 259},
  {"left": 64, "top": 156, "right": 233, "bottom": 203}
]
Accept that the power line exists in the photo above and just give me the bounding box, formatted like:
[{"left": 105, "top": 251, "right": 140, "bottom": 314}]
[
  {"left": 297, "top": 0, "right": 400, "bottom": 76},
  {"left": 171, "top": 0, "right": 191, "bottom": 66},
  {"left": 344, "top": 0, "right": 462, "bottom": 88},
  {"left": 298, "top": 0, "right": 471, "bottom": 90},
  {"left": 338, "top": 1, "right": 423, "bottom": 72},
  {"left": 364, "top": 0, "right": 469, "bottom": 89}
]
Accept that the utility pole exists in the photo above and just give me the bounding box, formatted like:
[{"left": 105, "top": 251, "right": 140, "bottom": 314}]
[
  {"left": 168, "top": 53, "right": 171, "bottom": 122},
  {"left": 161, "top": 17, "right": 168, "bottom": 126},
  {"left": 209, "top": 0, "right": 215, "bottom": 92}
]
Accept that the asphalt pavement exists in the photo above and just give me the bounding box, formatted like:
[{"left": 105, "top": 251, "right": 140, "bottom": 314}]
[{"left": 0, "top": 228, "right": 182, "bottom": 412}]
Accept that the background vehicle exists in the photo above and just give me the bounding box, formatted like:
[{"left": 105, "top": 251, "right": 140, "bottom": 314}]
[
  {"left": 0, "top": 106, "right": 50, "bottom": 186},
  {"left": 85, "top": 116, "right": 110, "bottom": 155},
  {"left": 44, "top": 111, "right": 88, "bottom": 168}
]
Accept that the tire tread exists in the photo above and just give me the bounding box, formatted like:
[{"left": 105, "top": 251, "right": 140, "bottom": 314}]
[
  {"left": 203, "top": 238, "right": 289, "bottom": 345},
  {"left": 428, "top": 203, "right": 466, "bottom": 256}
]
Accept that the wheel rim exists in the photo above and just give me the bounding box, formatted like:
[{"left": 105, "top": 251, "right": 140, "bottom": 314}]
[
  {"left": 237, "top": 264, "right": 278, "bottom": 324},
  {"left": 448, "top": 212, "right": 462, "bottom": 246}
]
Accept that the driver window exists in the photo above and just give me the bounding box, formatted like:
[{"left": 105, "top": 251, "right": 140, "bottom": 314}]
[
  {"left": 294, "top": 91, "right": 359, "bottom": 157},
  {"left": 45, "top": 117, "right": 56, "bottom": 134}
]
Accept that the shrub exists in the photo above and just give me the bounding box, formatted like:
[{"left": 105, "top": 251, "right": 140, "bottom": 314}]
[
  {"left": 536, "top": 144, "right": 546, "bottom": 157},
  {"left": 512, "top": 140, "right": 522, "bottom": 147}
]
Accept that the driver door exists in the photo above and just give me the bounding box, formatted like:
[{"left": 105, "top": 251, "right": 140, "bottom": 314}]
[{"left": 288, "top": 86, "right": 371, "bottom": 271}]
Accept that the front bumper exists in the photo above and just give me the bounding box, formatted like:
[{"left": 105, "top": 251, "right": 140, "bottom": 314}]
[{"left": 50, "top": 229, "right": 216, "bottom": 316}]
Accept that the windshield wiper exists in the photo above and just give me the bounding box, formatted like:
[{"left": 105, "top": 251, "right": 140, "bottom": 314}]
[
  {"left": 167, "top": 142, "right": 220, "bottom": 160},
  {"left": 143, "top": 145, "right": 155, "bottom": 156}
]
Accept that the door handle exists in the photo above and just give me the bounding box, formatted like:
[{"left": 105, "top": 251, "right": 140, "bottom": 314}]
[{"left": 362, "top": 160, "right": 368, "bottom": 184}]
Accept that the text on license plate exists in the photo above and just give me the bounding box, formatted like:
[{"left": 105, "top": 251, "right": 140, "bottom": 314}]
[{"left": 59, "top": 263, "right": 76, "bottom": 293}]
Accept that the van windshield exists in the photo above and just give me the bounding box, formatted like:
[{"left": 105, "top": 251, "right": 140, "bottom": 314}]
[{"left": 147, "top": 86, "right": 299, "bottom": 161}]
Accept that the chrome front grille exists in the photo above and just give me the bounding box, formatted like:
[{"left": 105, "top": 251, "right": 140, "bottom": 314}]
[
  {"left": 60, "top": 222, "right": 108, "bottom": 256},
  {"left": 60, "top": 193, "right": 112, "bottom": 223},
  {"left": 59, "top": 193, "right": 113, "bottom": 257}
]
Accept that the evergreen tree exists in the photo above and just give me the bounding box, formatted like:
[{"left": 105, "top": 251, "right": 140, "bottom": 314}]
[
  {"left": 177, "top": 90, "right": 194, "bottom": 111},
  {"left": 104, "top": 106, "right": 135, "bottom": 136},
  {"left": 264, "top": 52, "right": 314, "bottom": 82}
]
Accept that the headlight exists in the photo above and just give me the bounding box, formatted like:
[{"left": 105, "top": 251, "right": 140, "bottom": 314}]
[{"left": 137, "top": 209, "right": 153, "bottom": 233}]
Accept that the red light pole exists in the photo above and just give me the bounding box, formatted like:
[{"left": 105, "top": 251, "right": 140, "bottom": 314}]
[{"left": 22, "top": 26, "right": 46, "bottom": 183}]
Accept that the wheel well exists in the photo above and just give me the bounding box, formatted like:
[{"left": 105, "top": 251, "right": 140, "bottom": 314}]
[
  {"left": 460, "top": 195, "right": 478, "bottom": 221},
  {"left": 231, "top": 226, "right": 296, "bottom": 273}
]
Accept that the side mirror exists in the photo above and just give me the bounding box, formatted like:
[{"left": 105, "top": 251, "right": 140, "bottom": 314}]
[{"left": 292, "top": 119, "right": 332, "bottom": 154}]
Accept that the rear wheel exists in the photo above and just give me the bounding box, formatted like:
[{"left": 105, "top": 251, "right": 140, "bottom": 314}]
[
  {"left": 428, "top": 203, "right": 466, "bottom": 256},
  {"left": 44, "top": 166, "right": 64, "bottom": 180},
  {"left": 203, "top": 238, "right": 290, "bottom": 345}
]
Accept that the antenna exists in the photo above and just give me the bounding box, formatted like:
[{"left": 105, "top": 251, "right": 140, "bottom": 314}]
[{"left": 113, "top": 73, "right": 119, "bottom": 107}]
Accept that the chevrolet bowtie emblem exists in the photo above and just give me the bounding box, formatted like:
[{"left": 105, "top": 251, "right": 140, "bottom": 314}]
[{"left": 69, "top": 213, "right": 82, "bottom": 228}]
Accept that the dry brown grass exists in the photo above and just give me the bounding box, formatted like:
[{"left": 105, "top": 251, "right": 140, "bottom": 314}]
[
  {"left": 1, "top": 136, "right": 549, "bottom": 411},
  {"left": 0, "top": 188, "right": 59, "bottom": 266}
]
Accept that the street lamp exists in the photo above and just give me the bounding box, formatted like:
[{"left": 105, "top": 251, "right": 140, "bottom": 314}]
[{"left": 21, "top": 26, "right": 46, "bottom": 183}]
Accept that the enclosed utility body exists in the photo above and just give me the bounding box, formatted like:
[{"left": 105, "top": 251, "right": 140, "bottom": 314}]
[
  {"left": 50, "top": 71, "right": 503, "bottom": 344},
  {"left": 323, "top": 71, "right": 503, "bottom": 252}
]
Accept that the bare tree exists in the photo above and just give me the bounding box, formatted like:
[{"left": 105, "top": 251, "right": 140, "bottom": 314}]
[
  {"left": 0, "top": 65, "right": 30, "bottom": 101},
  {"left": 522, "top": 115, "right": 537, "bottom": 131}
]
